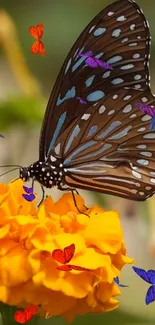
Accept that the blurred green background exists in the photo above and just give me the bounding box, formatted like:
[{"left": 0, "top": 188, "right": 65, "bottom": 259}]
[{"left": 0, "top": 0, "right": 155, "bottom": 324}]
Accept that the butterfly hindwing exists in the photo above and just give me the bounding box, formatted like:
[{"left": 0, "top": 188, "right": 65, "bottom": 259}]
[
  {"left": 48, "top": 87, "right": 155, "bottom": 201},
  {"left": 146, "top": 285, "right": 155, "bottom": 305},
  {"left": 39, "top": 0, "right": 151, "bottom": 160}
]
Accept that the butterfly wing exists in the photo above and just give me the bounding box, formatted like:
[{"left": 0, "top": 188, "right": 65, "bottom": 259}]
[
  {"left": 52, "top": 248, "right": 66, "bottom": 264},
  {"left": 145, "top": 285, "right": 155, "bottom": 305},
  {"left": 36, "top": 23, "right": 44, "bottom": 39},
  {"left": 29, "top": 26, "right": 38, "bottom": 39},
  {"left": 49, "top": 87, "right": 155, "bottom": 201},
  {"left": 38, "top": 41, "right": 46, "bottom": 56},
  {"left": 39, "top": 0, "right": 151, "bottom": 160},
  {"left": 132, "top": 266, "right": 153, "bottom": 283},
  {"left": 31, "top": 41, "right": 40, "bottom": 54},
  {"left": 64, "top": 243, "right": 75, "bottom": 263}
]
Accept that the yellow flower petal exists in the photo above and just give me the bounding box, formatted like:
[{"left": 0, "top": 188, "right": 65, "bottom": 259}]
[{"left": 0, "top": 180, "right": 133, "bottom": 322}]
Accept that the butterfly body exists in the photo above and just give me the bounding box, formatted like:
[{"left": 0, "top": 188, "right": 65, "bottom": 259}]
[{"left": 20, "top": 161, "right": 65, "bottom": 189}]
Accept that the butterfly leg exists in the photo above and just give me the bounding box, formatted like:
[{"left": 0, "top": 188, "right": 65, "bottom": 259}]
[
  {"left": 58, "top": 184, "right": 88, "bottom": 214},
  {"left": 37, "top": 185, "right": 45, "bottom": 207}
]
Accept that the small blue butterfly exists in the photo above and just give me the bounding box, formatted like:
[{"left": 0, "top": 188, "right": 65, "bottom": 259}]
[
  {"left": 132, "top": 266, "right": 155, "bottom": 305},
  {"left": 22, "top": 186, "right": 35, "bottom": 202},
  {"left": 114, "top": 276, "right": 128, "bottom": 288}
]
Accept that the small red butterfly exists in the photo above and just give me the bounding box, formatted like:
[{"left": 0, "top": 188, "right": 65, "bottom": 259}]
[
  {"left": 29, "top": 23, "right": 45, "bottom": 56},
  {"left": 52, "top": 244, "right": 75, "bottom": 264},
  {"left": 14, "top": 305, "right": 38, "bottom": 324}
]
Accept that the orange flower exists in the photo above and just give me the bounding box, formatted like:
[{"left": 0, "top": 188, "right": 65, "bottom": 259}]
[{"left": 0, "top": 180, "right": 133, "bottom": 322}]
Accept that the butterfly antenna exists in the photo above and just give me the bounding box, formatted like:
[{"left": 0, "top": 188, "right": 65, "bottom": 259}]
[
  {"left": 0, "top": 164, "right": 22, "bottom": 169},
  {"left": 0, "top": 167, "right": 20, "bottom": 178},
  {"left": 11, "top": 177, "right": 20, "bottom": 183}
]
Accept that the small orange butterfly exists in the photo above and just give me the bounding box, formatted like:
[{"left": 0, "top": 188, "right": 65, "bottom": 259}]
[{"left": 29, "top": 23, "right": 45, "bottom": 56}]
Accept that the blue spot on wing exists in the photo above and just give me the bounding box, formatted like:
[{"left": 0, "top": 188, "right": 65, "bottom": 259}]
[
  {"left": 64, "top": 141, "right": 97, "bottom": 165},
  {"left": 85, "top": 75, "right": 95, "bottom": 88},
  {"left": 56, "top": 87, "right": 76, "bottom": 106},
  {"left": 87, "top": 125, "right": 97, "bottom": 137},
  {"left": 48, "top": 112, "right": 67, "bottom": 153},
  {"left": 65, "top": 125, "right": 81, "bottom": 154},
  {"left": 95, "top": 52, "right": 104, "bottom": 59},
  {"left": 93, "top": 27, "right": 106, "bottom": 36},
  {"left": 87, "top": 90, "right": 105, "bottom": 102},
  {"left": 97, "top": 121, "right": 121, "bottom": 139},
  {"left": 107, "top": 56, "right": 123, "bottom": 64},
  {"left": 146, "top": 286, "right": 155, "bottom": 305},
  {"left": 72, "top": 56, "right": 86, "bottom": 72}
]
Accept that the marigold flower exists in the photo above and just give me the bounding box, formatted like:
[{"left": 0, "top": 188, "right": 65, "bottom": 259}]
[{"left": 0, "top": 180, "right": 133, "bottom": 323}]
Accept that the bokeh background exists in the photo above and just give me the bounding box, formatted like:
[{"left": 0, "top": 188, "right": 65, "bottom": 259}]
[{"left": 0, "top": 0, "right": 155, "bottom": 324}]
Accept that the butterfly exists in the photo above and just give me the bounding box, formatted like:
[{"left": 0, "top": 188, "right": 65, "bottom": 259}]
[
  {"left": 136, "top": 102, "right": 155, "bottom": 130},
  {"left": 114, "top": 276, "right": 128, "bottom": 287},
  {"left": 22, "top": 186, "right": 35, "bottom": 202},
  {"left": 52, "top": 243, "right": 75, "bottom": 264},
  {"left": 19, "top": 0, "right": 155, "bottom": 204},
  {"left": 133, "top": 266, "right": 155, "bottom": 305},
  {"left": 14, "top": 305, "right": 38, "bottom": 324},
  {"left": 52, "top": 244, "right": 92, "bottom": 272},
  {"left": 77, "top": 51, "right": 113, "bottom": 69},
  {"left": 29, "top": 22, "right": 45, "bottom": 56}
]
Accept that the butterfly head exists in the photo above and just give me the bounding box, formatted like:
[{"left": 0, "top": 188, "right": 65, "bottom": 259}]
[{"left": 19, "top": 166, "right": 31, "bottom": 182}]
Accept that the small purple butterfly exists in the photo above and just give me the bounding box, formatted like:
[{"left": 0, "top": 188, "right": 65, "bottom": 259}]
[
  {"left": 0, "top": 134, "right": 4, "bottom": 138},
  {"left": 22, "top": 186, "right": 35, "bottom": 202},
  {"left": 133, "top": 266, "right": 155, "bottom": 305},
  {"left": 136, "top": 102, "right": 155, "bottom": 131},
  {"left": 76, "top": 97, "right": 87, "bottom": 104},
  {"left": 77, "top": 51, "right": 113, "bottom": 70},
  {"left": 114, "top": 276, "right": 128, "bottom": 288}
]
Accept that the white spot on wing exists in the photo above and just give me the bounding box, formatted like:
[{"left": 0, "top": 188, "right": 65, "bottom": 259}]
[
  {"left": 123, "top": 104, "right": 132, "bottom": 113},
  {"left": 133, "top": 53, "right": 140, "bottom": 59},
  {"left": 112, "top": 29, "right": 121, "bottom": 38},
  {"left": 99, "top": 105, "right": 106, "bottom": 114},
  {"left": 108, "top": 11, "right": 114, "bottom": 16},
  {"left": 124, "top": 95, "right": 132, "bottom": 101},
  {"left": 117, "top": 15, "right": 126, "bottom": 22},
  {"left": 144, "top": 133, "right": 155, "bottom": 139},
  {"left": 81, "top": 113, "right": 91, "bottom": 120},
  {"left": 132, "top": 170, "right": 142, "bottom": 179}
]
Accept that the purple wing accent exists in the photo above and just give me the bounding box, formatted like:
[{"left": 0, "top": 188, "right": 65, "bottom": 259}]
[
  {"left": 22, "top": 193, "right": 35, "bottom": 202},
  {"left": 0, "top": 134, "right": 4, "bottom": 138},
  {"left": 145, "top": 285, "right": 155, "bottom": 305},
  {"left": 114, "top": 276, "right": 128, "bottom": 288},
  {"left": 85, "top": 57, "right": 98, "bottom": 68},
  {"left": 132, "top": 266, "right": 155, "bottom": 284},
  {"left": 95, "top": 58, "right": 113, "bottom": 70},
  {"left": 136, "top": 103, "right": 155, "bottom": 117},
  {"left": 77, "top": 51, "right": 93, "bottom": 58},
  {"left": 150, "top": 117, "right": 155, "bottom": 131},
  {"left": 76, "top": 97, "right": 87, "bottom": 105},
  {"left": 23, "top": 186, "right": 33, "bottom": 194}
]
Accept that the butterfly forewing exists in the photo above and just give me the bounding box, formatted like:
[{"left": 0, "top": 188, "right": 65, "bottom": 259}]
[
  {"left": 49, "top": 88, "right": 155, "bottom": 201},
  {"left": 39, "top": 0, "right": 151, "bottom": 160}
]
